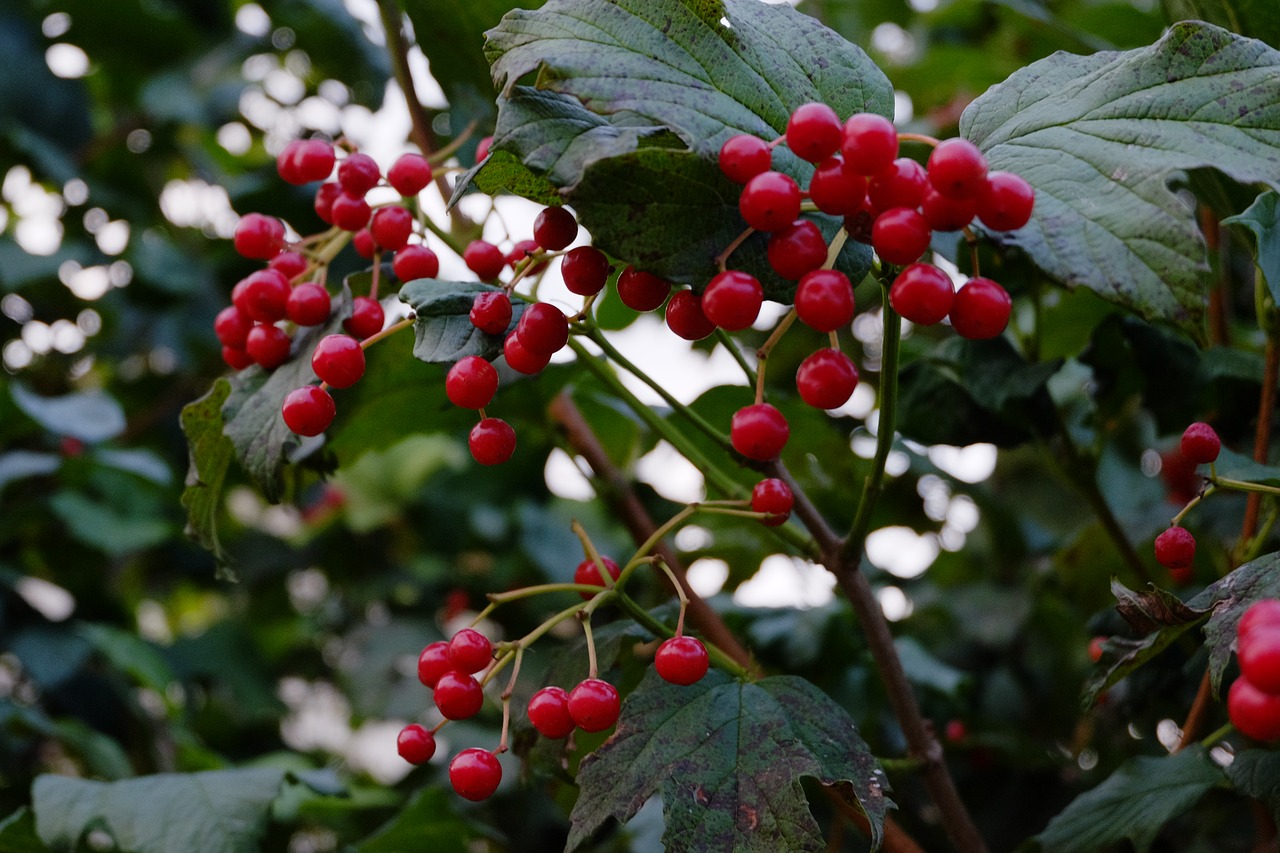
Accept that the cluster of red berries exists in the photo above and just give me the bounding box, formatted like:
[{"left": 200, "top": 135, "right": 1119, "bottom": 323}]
[
  {"left": 1228, "top": 599, "right": 1280, "bottom": 741},
  {"left": 1153, "top": 422, "right": 1221, "bottom": 583}
]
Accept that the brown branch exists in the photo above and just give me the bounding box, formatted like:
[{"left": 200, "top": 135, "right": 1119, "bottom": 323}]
[
  {"left": 1244, "top": 338, "right": 1279, "bottom": 541},
  {"left": 1175, "top": 670, "right": 1214, "bottom": 752}
]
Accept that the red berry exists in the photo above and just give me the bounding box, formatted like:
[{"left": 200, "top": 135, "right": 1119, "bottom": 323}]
[
  {"left": 397, "top": 724, "right": 437, "bottom": 765},
  {"left": 331, "top": 193, "right": 372, "bottom": 231},
  {"left": 246, "top": 324, "right": 292, "bottom": 369},
  {"left": 447, "top": 628, "right": 493, "bottom": 674},
  {"left": 796, "top": 348, "right": 859, "bottom": 409},
  {"left": 976, "top": 171, "right": 1034, "bottom": 231},
  {"left": 927, "top": 138, "right": 988, "bottom": 200},
  {"left": 1088, "top": 636, "right": 1107, "bottom": 663},
  {"left": 527, "top": 686, "right": 575, "bottom": 738},
  {"left": 222, "top": 346, "right": 254, "bottom": 370},
  {"left": 767, "top": 220, "right": 828, "bottom": 280},
  {"left": 464, "top": 240, "right": 505, "bottom": 280},
  {"left": 921, "top": 187, "right": 978, "bottom": 232},
  {"left": 393, "top": 245, "right": 440, "bottom": 281},
  {"left": 515, "top": 303, "right": 568, "bottom": 357},
  {"left": 469, "top": 417, "right": 516, "bottom": 465},
  {"left": 234, "top": 213, "right": 286, "bottom": 260},
  {"left": 475, "top": 136, "right": 493, "bottom": 163},
  {"left": 809, "top": 157, "right": 869, "bottom": 216},
  {"left": 730, "top": 403, "right": 789, "bottom": 461},
  {"left": 449, "top": 748, "right": 502, "bottom": 801},
  {"left": 533, "top": 206, "right": 578, "bottom": 251},
  {"left": 417, "top": 641, "right": 451, "bottom": 687},
  {"left": 665, "top": 290, "right": 717, "bottom": 341},
  {"left": 739, "top": 171, "right": 802, "bottom": 232},
  {"left": 279, "top": 138, "right": 335, "bottom": 185},
  {"left": 338, "top": 152, "right": 381, "bottom": 196},
  {"left": 889, "top": 263, "right": 954, "bottom": 325},
  {"left": 281, "top": 385, "right": 335, "bottom": 436},
  {"left": 841, "top": 113, "right": 898, "bottom": 175},
  {"left": 655, "top": 636, "right": 709, "bottom": 685},
  {"left": 1229, "top": 676, "right": 1280, "bottom": 740},
  {"left": 751, "top": 478, "right": 794, "bottom": 526},
  {"left": 718, "top": 134, "right": 772, "bottom": 184},
  {"left": 505, "top": 239, "right": 545, "bottom": 273},
  {"left": 287, "top": 283, "right": 331, "bottom": 327},
  {"left": 353, "top": 229, "right": 376, "bottom": 260},
  {"left": 617, "top": 266, "right": 671, "bottom": 312},
  {"left": 561, "top": 246, "right": 611, "bottom": 296},
  {"left": 1180, "top": 422, "right": 1221, "bottom": 465},
  {"left": 470, "top": 291, "right": 513, "bottom": 335},
  {"left": 344, "top": 296, "right": 385, "bottom": 340},
  {"left": 949, "top": 277, "right": 1011, "bottom": 340},
  {"left": 433, "top": 671, "right": 484, "bottom": 720},
  {"left": 702, "top": 270, "right": 763, "bottom": 331},
  {"left": 872, "top": 207, "right": 932, "bottom": 266},
  {"left": 1239, "top": 627, "right": 1280, "bottom": 694},
  {"left": 1154, "top": 526, "right": 1195, "bottom": 569},
  {"left": 313, "top": 182, "right": 341, "bottom": 225},
  {"left": 269, "top": 251, "right": 309, "bottom": 281},
  {"left": 311, "top": 334, "right": 365, "bottom": 389},
  {"left": 786, "top": 102, "right": 842, "bottom": 163},
  {"left": 795, "top": 269, "right": 855, "bottom": 332},
  {"left": 446, "top": 356, "right": 499, "bottom": 409},
  {"left": 869, "top": 158, "right": 928, "bottom": 213},
  {"left": 574, "top": 556, "right": 622, "bottom": 600},
  {"left": 502, "top": 332, "right": 551, "bottom": 375},
  {"left": 1240, "top": 601, "right": 1280, "bottom": 640},
  {"left": 215, "top": 306, "right": 252, "bottom": 348},
  {"left": 568, "top": 678, "right": 620, "bottom": 732},
  {"left": 944, "top": 720, "right": 968, "bottom": 743},
  {"left": 370, "top": 205, "right": 414, "bottom": 251},
  {"left": 388, "top": 153, "right": 433, "bottom": 195},
  {"left": 277, "top": 140, "right": 305, "bottom": 184}
]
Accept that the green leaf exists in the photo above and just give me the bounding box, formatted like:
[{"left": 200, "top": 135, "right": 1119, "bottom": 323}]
[
  {"left": 32, "top": 768, "right": 286, "bottom": 853},
  {"left": 397, "top": 279, "right": 523, "bottom": 363},
  {"left": 0, "top": 451, "right": 60, "bottom": 494},
  {"left": 567, "top": 669, "right": 890, "bottom": 852},
  {"left": 1195, "top": 552, "right": 1280, "bottom": 694},
  {"left": 461, "top": 149, "right": 561, "bottom": 208},
  {"left": 10, "top": 384, "right": 125, "bottom": 443},
  {"left": 1032, "top": 747, "right": 1223, "bottom": 853},
  {"left": 1160, "top": 0, "right": 1280, "bottom": 48},
  {"left": 354, "top": 788, "right": 477, "bottom": 853},
  {"left": 1223, "top": 190, "right": 1280, "bottom": 302},
  {"left": 0, "top": 808, "right": 49, "bottom": 853},
  {"left": 1213, "top": 446, "right": 1280, "bottom": 486},
  {"left": 961, "top": 22, "right": 1280, "bottom": 334},
  {"left": 1225, "top": 748, "right": 1280, "bottom": 822},
  {"left": 181, "top": 379, "right": 235, "bottom": 570},
  {"left": 333, "top": 433, "right": 468, "bottom": 532},
  {"left": 49, "top": 490, "right": 173, "bottom": 556}
]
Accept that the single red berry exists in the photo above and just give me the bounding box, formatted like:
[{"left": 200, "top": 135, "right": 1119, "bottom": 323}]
[
  {"left": 841, "top": 113, "right": 898, "bottom": 175},
  {"left": 1169, "top": 564, "right": 1195, "bottom": 586},
  {"left": 505, "top": 239, "right": 546, "bottom": 273},
  {"left": 944, "top": 720, "right": 968, "bottom": 743},
  {"left": 388, "top": 152, "right": 433, "bottom": 195},
  {"left": 338, "top": 152, "right": 381, "bottom": 196},
  {"left": 949, "top": 277, "right": 1012, "bottom": 340},
  {"left": 1154, "top": 526, "right": 1195, "bottom": 569},
  {"left": 568, "top": 679, "right": 621, "bottom": 732},
  {"left": 393, "top": 245, "right": 440, "bottom": 281},
  {"left": 527, "top": 686, "right": 576, "bottom": 738},
  {"left": 869, "top": 158, "right": 928, "bottom": 213},
  {"left": 751, "top": 478, "right": 794, "bottom": 526},
  {"left": 533, "top": 206, "right": 578, "bottom": 251},
  {"left": 1088, "top": 636, "right": 1107, "bottom": 663},
  {"left": 313, "top": 182, "right": 341, "bottom": 225},
  {"left": 279, "top": 138, "right": 335, "bottom": 185},
  {"left": 809, "top": 157, "right": 868, "bottom": 216},
  {"left": 433, "top": 671, "right": 484, "bottom": 720},
  {"left": 767, "top": 219, "right": 828, "bottom": 280},
  {"left": 281, "top": 385, "right": 335, "bottom": 436},
  {"left": 344, "top": 296, "right": 385, "bottom": 340},
  {"left": 702, "top": 270, "right": 763, "bottom": 331},
  {"left": 246, "top": 324, "right": 292, "bottom": 369},
  {"left": 655, "top": 636, "right": 710, "bottom": 685},
  {"left": 1229, "top": 676, "right": 1280, "bottom": 740},
  {"left": 976, "top": 171, "right": 1034, "bottom": 231},
  {"left": 215, "top": 306, "right": 253, "bottom": 348},
  {"left": 234, "top": 213, "right": 286, "bottom": 260},
  {"left": 449, "top": 748, "right": 502, "bottom": 801},
  {"left": 417, "top": 641, "right": 451, "bottom": 687},
  {"left": 889, "top": 263, "right": 954, "bottom": 325},
  {"left": 1240, "top": 601, "right": 1280, "bottom": 640},
  {"left": 503, "top": 332, "right": 551, "bottom": 375},
  {"left": 475, "top": 136, "right": 493, "bottom": 163},
  {"left": 515, "top": 303, "right": 569, "bottom": 357},
  {"left": 573, "top": 556, "right": 622, "bottom": 600},
  {"left": 446, "top": 356, "right": 499, "bottom": 410},
  {"left": 397, "top": 723, "right": 437, "bottom": 765},
  {"left": 718, "top": 134, "right": 772, "bottom": 184},
  {"left": 1160, "top": 447, "right": 1200, "bottom": 506},
  {"left": 927, "top": 138, "right": 988, "bottom": 200},
  {"left": 796, "top": 348, "right": 859, "bottom": 409},
  {"left": 277, "top": 140, "right": 305, "bottom": 184},
  {"left": 561, "top": 246, "right": 611, "bottom": 296},
  {"left": 795, "top": 269, "right": 855, "bottom": 332},
  {"left": 353, "top": 229, "right": 377, "bottom": 260},
  {"left": 447, "top": 628, "right": 493, "bottom": 674},
  {"left": 269, "top": 251, "right": 309, "bottom": 281},
  {"left": 872, "top": 207, "right": 932, "bottom": 266},
  {"left": 470, "top": 291, "right": 513, "bottom": 335},
  {"left": 464, "top": 240, "right": 505, "bottom": 280},
  {"left": 1180, "top": 422, "right": 1221, "bottom": 465},
  {"left": 665, "top": 290, "right": 717, "bottom": 341},
  {"left": 371, "top": 205, "right": 414, "bottom": 251},
  {"left": 730, "top": 403, "right": 789, "bottom": 461},
  {"left": 222, "top": 346, "right": 253, "bottom": 370},
  {"left": 922, "top": 187, "right": 978, "bottom": 232},
  {"left": 786, "top": 102, "right": 842, "bottom": 163},
  {"left": 739, "top": 171, "right": 802, "bottom": 232},
  {"left": 311, "top": 334, "right": 366, "bottom": 389},
  {"left": 1239, "top": 627, "right": 1280, "bottom": 694},
  {"left": 331, "top": 193, "right": 372, "bottom": 231},
  {"left": 469, "top": 417, "right": 517, "bottom": 465},
  {"left": 617, "top": 266, "right": 671, "bottom": 312}
]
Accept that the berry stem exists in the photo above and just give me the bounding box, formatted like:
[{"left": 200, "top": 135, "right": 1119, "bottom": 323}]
[
  {"left": 485, "top": 582, "right": 620, "bottom": 604},
  {"left": 1210, "top": 477, "right": 1280, "bottom": 497},
  {"left": 896, "top": 132, "right": 941, "bottom": 148},
  {"left": 961, "top": 226, "right": 981, "bottom": 278},
  {"left": 650, "top": 557, "right": 690, "bottom": 636},
  {"left": 1242, "top": 331, "right": 1279, "bottom": 544},
  {"left": 620, "top": 506, "right": 698, "bottom": 576},
  {"left": 714, "top": 227, "right": 756, "bottom": 272},
  {"left": 572, "top": 520, "right": 618, "bottom": 593},
  {"left": 580, "top": 614, "right": 599, "bottom": 679},
  {"left": 828, "top": 330, "right": 840, "bottom": 349},
  {"left": 1171, "top": 485, "right": 1216, "bottom": 525},
  {"left": 496, "top": 645, "right": 524, "bottom": 753},
  {"left": 358, "top": 316, "right": 415, "bottom": 352},
  {"left": 425, "top": 118, "right": 479, "bottom": 165},
  {"left": 714, "top": 328, "right": 759, "bottom": 387},
  {"left": 823, "top": 228, "right": 849, "bottom": 270},
  {"left": 611, "top": 589, "right": 751, "bottom": 680},
  {"left": 369, "top": 253, "right": 382, "bottom": 300},
  {"left": 754, "top": 309, "right": 799, "bottom": 404}
]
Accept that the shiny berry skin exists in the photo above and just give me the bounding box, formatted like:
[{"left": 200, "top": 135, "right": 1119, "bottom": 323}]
[
  {"left": 718, "top": 134, "right": 772, "bottom": 184},
  {"left": 270, "top": 251, "right": 309, "bottom": 281},
  {"left": 330, "top": 193, "right": 372, "bottom": 231},
  {"left": 795, "top": 269, "right": 854, "bottom": 332},
  {"left": 246, "top": 324, "right": 292, "bottom": 369},
  {"left": 343, "top": 297, "right": 384, "bottom": 341},
  {"left": 944, "top": 720, "right": 968, "bottom": 743},
  {"left": 922, "top": 187, "right": 978, "bottom": 232},
  {"left": 767, "top": 220, "right": 827, "bottom": 280},
  {"left": 739, "top": 171, "right": 802, "bottom": 232},
  {"left": 889, "top": 263, "right": 954, "bottom": 325},
  {"left": 568, "top": 679, "right": 621, "bottom": 732},
  {"left": 796, "top": 348, "right": 859, "bottom": 409},
  {"left": 1239, "top": 600, "right": 1280, "bottom": 640},
  {"left": 527, "top": 686, "right": 576, "bottom": 738},
  {"left": 1154, "top": 526, "right": 1195, "bottom": 569},
  {"left": 1180, "top": 422, "right": 1221, "bottom": 465},
  {"left": 573, "top": 556, "right": 622, "bottom": 600},
  {"left": 233, "top": 213, "right": 285, "bottom": 260},
  {"left": 417, "top": 641, "right": 451, "bottom": 687},
  {"left": 869, "top": 158, "right": 928, "bottom": 213},
  {"left": 786, "top": 102, "right": 842, "bottom": 163},
  {"left": 311, "top": 334, "right": 365, "bottom": 389},
  {"left": 433, "top": 671, "right": 484, "bottom": 720},
  {"left": 469, "top": 417, "right": 517, "bottom": 465},
  {"left": 397, "top": 724, "right": 436, "bottom": 765},
  {"left": 352, "top": 229, "right": 376, "bottom": 260},
  {"left": 281, "top": 385, "right": 335, "bottom": 436},
  {"left": 515, "top": 303, "right": 568, "bottom": 357},
  {"left": 841, "top": 113, "right": 898, "bottom": 175},
  {"left": 285, "top": 282, "right": 327, "bottom": 325},
  {"left": 949, "top": 277, "right": 1011, "bottom": 340},
  {"left": 475, "top": 136, "right": 493, "bottom": 163},
  {"left": 276, "top": 140, "right": 306, "bottom": 184},
  {"left": 370, "top": 205, "right": 414, "bottom": 251},
  {"left": 447, "top": 628, "right": 493, "bottom": 674},
  {"left": 388, "top": 153, "right": 432, "bottom": 195},
  {"left": 655, "top": 637, "right": 710, "bottom": 685},
  {"left": 502, "top": 332, "right": 551, "bottom": 375},
  {"left": 313, "top": 182, "right": 341, "bottom": 225},
  {"left": 281, "top": 138, "right": 335, "bottom": 184},
  {"left": 338, "top": 152, "right": 381, "bottom": 196},
  {"left": 449, "top": 748, "right": 502, "bottom": 801},
  {"left": 446, "top": 356, "right": 499, "bottom": 410},
  {"left": 464, "top": 240, "right": 505, "bottom": 280},
  {"left": 1228, "top": 676, "right": 1280, "bottom": 741},
  {"left": 702, "top": 270, "right": 763, "bottom": 331},
  {"left": 809, "top": 157, "right": 868, "bottom": 216},
  {"left": 393, "top": 245, "right": 440, "bottom": 281},
  {"left": 730, "top": 403, "right": 790, "bottom": 461},
  {"left": 222, "top": 346, "right": 253, "bottom": 370},
  {"left": 561, "top": 246, "right": 611, "bottom": 295},
  {"left": 470, "top": 291, "right": 513, "bottom": 335},
  {"left": 927, "top": 138, "right": 988, "bottom": 200},
  {"left": 751, "top": 478, "right": 794, "bottom": 526},
  {"left": 665, "top": 290, "right": 717, "bottom": 341},
  {"left": 976, "top": 171, "right": 1034, "bottom": 231},
  {"left": 215, "top": 306, "right": 252, "bottom": 348},
  {"left": 533, "top": 206, "right": 578, "bottom": 251},
  {"left": 617, "top": 266, "right": 671, "bottom": 312},
  {"left": 872, "top": 207, "right": 932, "bottom": 266},
  {"left": 1240, "top": 627, "right": 1280, "bottom": 693}
]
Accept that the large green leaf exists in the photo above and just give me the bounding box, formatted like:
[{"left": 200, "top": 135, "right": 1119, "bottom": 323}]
[
  {"left": 180, "top": 379, "right": 234, "bottom": 570},
  {"left": 10, "top": 384, "right": 126, "bottom": 444},
  {"left": 1225, "top": 749, "right": 1280, "bottom": 822},
  {"left": 1223, "top": 190, "right": 1280, "bottom": 303},
  {"left": 567, "top": 669, "right": 889, "bottom": 852},
  {"left": 961, "top": 22, "right": 1280, "bottom": 335}
]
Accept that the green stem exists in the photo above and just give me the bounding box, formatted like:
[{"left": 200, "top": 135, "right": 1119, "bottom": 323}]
[
  {"left": 487, "top": 582, "right": 613, "bottom": 603},
  {"left": 421, "top": 214, "right": 466, "bottom": 258},
  {"left": 1202, "top": 722, "right": 1234, "bottom": 747},
  {"left": 715, "top": 327, "right": 758, "bottom": 386},
  {"left": 613, "top": 590, "right": 751, "bottom": 680},
  {"left": 1213, "top": 477, "right": 1280, "bottom": 497}
]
